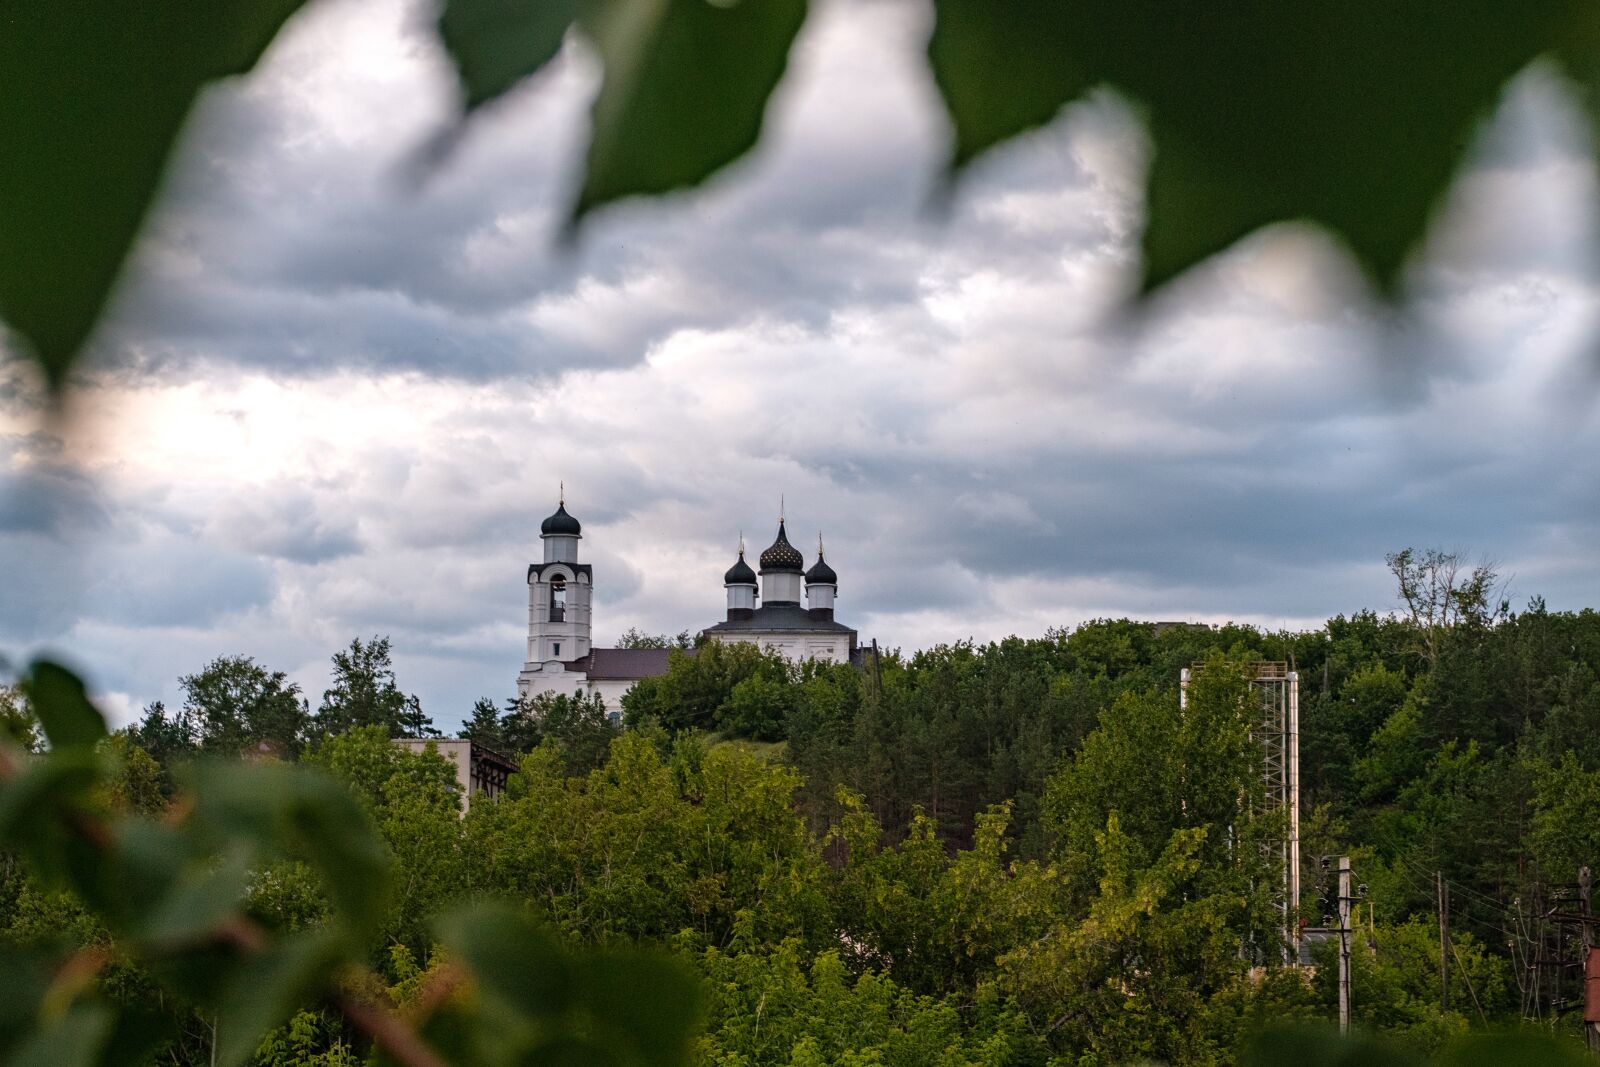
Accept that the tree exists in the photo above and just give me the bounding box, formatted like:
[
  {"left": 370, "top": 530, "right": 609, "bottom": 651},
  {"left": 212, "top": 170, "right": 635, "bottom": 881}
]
[
  {"left": 620, "top": 641, "right": 794, "bottom": 737},
  {"left": 461, "top": 697, "right": 505, "bottom": 750},
  {"left": 615, "top": 627, "right": 693, "bottom": 650},
  {"left": 179, "top": 654, "right": 308, "bottom": 756},
  {"left": 124, "top": 699, "right": 196, "bottom": 768},
  {"left": 1, "top": 660, "right": 703, "bottom": 1067},
  {"left": 464, "top": 734, "right": 830, "bottom": 948},
  {"left": 500, "top": 688, "right": 617, "bottom": 774},
  {"left": 0, "top": 685, "right": 40, "bottom": 752},
  {"left": 1386, "top": 548, "right": 1503, "bottom": 669},
  {"left": 307, "top": 726, "right": 466, "bottom": 951},
  {"left": 316, "top": 636, "right": 420, "bottom": 738}
]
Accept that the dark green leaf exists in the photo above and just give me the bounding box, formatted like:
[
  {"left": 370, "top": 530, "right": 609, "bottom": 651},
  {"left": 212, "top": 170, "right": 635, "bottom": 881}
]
[
  {"left": 1437, "top": 1033, "right": 1592, "bottom": 1067},
  {"left": 576, "top": 951, "right": 701, "bottom": 1067},
  {"left": 213, "top": 929, "right": 346, "bottom": 1067},
  {"left": 0, "top": 1, "right": 308, "bottom": 388},
  {"left": 122, "top": 833, "right": 254, "bottom": 948},
  {"left": 183, "top": 760, "right": 393, "bottom": 935},
  {"left": 0, "top": 951, "right": 53, "bottom": 1060},
  {"left": 8, "top": 1001, "right": 114, "bottom": 1067},
  {"left": 434, "top": 902, "right": 572, "bottom": 1022},
  {"left": 97, "top": 1010, "right": 178, "bottom": 1067},
  {"left": 1105, "top": 1, "right": 1583, "bottom": 293},
  {"left": 1242, "top": 1025, "right": 1422, "bottom": 1067},
  {"left": 571, "top": 0, "right": 809, "bottom": 222},
  {"left": 440, "top": 0, "right": 578, "bottom": 111},
  {"left": 23, "top": 662, "right": 106, "bottom": 752},
  {"left": 528, "top": 1036, "right": 622, "bottom": 1067},
  {"left": 0, "top": 750, "right": 105, "bottom": 886},
  {"left": 927, "top": 0, "right": 1094, "bottom": 171}
]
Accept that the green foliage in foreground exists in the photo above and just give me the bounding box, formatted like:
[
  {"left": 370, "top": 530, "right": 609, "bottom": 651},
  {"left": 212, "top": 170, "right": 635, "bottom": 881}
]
[
  {"left": 11, "top": 0, "right": 1600, "bottom": 387},
  {"left": 0, "top": 661, "right": 700, "bottom": 1067}
]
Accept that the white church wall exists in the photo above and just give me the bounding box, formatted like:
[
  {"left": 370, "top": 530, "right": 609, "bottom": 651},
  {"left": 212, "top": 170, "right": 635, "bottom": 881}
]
[{"left": 710, "top": 632, "right": 849, "bottom": 665}]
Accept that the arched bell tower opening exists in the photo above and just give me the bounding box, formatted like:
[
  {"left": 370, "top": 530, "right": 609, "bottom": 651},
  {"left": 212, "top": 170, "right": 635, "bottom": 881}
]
[{"left": 523, "top": 490, "right": 592, "bottom": 666}]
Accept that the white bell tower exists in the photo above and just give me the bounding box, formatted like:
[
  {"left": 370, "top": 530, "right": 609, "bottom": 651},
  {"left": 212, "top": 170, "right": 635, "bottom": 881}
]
[{"left": 524, "top": 487, "right": 592, "bottom": 666}]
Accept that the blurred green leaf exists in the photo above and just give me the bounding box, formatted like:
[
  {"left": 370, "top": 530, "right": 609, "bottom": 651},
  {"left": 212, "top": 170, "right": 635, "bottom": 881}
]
[
  {"left": 8, "top": 1001, "right": 114, "bottom": 1067},
  {"left": 1437, "top": 1032, "right": 1592, "bottom": 1067},
  {"left": 126, "top": 843, "right": 255, "bottom": 948},
  {"left": 0, "top": 1, "right": 308, "bottom": 389},
  {"left": 435, "top": 902, "right": 572, "bottom": 1021},
  {"left": 571, "top": 0, "right": 809, "bottom": 222},
  {"left": 1104, "top": 1, "right": 1584, "bottom": 293},
  {"left": 927, "top": 0, "right": 1093, "bottom": 171},
  {"left": 213, "top": 929, "right": 346, "bottom": 1067},
  {"left": 439, "top": 0, "right": 578, "bottom": 112},
  {"left": 94, "top": 1010, "right": 176, "bottom": 1067},
  {"left": 183, "top": 760, "right": 394, "bottom": 936},
  {"left": 435, "top": 902, "right": 700, "bottom": 1066},
  {"left": 928, "top": 1, "right": 1589, "bottom": 292},
  {"left": 1242, "top": 1025, "right": 1422, "bottom": 1067},
  {"left": 0, "top": 951, "right": 53, "bottom": 1061},
  {"left": 0, "top": 750, "right": 105, "bottom": 885},
  {"left": 576, "top": 951, "right": 701, "bottom": 1067},
  {"left": 530, "top": 1035, "right": 623, "bottom": 1066},
  {"left": 23, "top": 662, "right": 107, "bottom": 753}
]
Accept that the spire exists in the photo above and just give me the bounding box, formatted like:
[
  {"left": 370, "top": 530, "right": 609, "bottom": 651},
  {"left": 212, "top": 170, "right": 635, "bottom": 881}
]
[
  {"left": 559, "top": 479, "right": 565, "bottom": 506},
  {"left": 724, "top": 532, "right": 757, "bottom": 586},
  {"left": 540, "top": 494, "right": 581, "bottom": 536},
  {"left": 806, "top": 532, "right": 837, "bottom": 586}
]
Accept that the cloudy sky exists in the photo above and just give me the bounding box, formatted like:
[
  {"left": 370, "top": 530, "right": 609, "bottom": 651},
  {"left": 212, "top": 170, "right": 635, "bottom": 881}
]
[{"left": 5, "top": 0, "right": 1600, "bottom": 730}]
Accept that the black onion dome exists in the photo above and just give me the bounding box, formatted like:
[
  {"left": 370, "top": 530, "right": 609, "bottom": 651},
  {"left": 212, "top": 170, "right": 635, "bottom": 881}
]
[
  {"left": 540, "top": 502, "right": 582, "bottom": 536},
  {"left": 758, "top": 521, "right": 804, "bottom": 572},
  {"left": 806, "top": 553, "right": 837, "bottom": 585},
  {"left": 724, "top": 550, "right": 757, "bottom": 585}
]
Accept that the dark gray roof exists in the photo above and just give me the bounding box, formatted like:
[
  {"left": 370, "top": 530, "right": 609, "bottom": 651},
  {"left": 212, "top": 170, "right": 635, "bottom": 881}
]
[
  {"left": 540, "top": 502, "right": 582, "bottom": 536},
  {"left": 724, "top": 550, "right": 757, "bottom": 585},
  {"left": 564, "top": 647, "right": 672, "bottom": 681},
  {"left": 758, "top": 520, "right": 804, "bottom": 573},
  {"left": 702, "top": 602, "right": 857, "bottom": 636}
]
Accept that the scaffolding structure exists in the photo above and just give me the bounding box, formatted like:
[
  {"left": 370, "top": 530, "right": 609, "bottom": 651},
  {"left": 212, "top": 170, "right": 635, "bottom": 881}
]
[{"left": 1181, "top": 662, "right": 1300, "bottom": 965}]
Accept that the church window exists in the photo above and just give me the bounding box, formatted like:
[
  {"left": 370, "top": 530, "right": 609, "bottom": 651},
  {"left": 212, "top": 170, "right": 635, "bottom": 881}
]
[
  {"left": 553, "top": 642, "right": 561, "bottom": 657},
  {"left": 550, "top": 578, "right": 567, "bottom": 622}
]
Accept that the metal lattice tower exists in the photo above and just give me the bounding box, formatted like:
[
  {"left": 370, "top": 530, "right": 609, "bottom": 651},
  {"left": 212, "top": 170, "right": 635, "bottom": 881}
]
[{"left": 1181, "top": 662, "right": 1300, "bottom": 965}]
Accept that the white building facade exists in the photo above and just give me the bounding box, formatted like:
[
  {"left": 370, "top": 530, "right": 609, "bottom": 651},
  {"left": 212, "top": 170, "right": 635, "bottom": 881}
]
[
  {"left": 515, "top": 500, "right": 860, "bottom": 706},
  {"left": 515, "top": 497, "right": 670, "bottom": 704}
]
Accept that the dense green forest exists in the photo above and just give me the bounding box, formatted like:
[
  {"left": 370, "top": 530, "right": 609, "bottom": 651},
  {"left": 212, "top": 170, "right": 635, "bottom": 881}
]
[{"left": 5, "top": 551, "right": 1600, "bottom": 1064}]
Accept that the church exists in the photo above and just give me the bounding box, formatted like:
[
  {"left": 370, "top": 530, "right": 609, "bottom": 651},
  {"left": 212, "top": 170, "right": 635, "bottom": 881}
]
[{"left": 516, "top": 496, "right": 859, "bottom": 705}]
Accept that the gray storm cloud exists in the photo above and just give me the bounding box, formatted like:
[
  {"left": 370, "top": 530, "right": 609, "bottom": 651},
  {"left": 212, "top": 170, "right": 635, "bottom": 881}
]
[{"left": 2, "top": 0, "right": 1599, "bottom": 727}]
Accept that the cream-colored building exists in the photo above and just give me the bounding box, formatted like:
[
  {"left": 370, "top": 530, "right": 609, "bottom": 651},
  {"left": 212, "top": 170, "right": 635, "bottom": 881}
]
[{"left": 394, "top": 738, "right": 518, "bottom": 812}]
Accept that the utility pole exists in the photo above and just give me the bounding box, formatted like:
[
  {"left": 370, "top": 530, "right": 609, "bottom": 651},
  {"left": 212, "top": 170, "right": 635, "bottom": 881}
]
[
  {"left": 1437, "top": 871, "right": 1451, "bottom": 1012},
  {"left": 1338, "top": 855, "right": 1352, "bottom": 1036},
  {"left": 1582, "top": 866, "right": 1599, "bottom": 1055}
]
